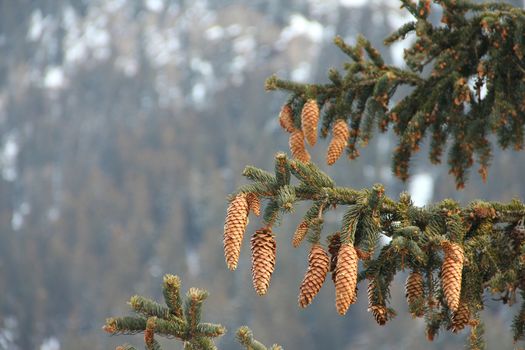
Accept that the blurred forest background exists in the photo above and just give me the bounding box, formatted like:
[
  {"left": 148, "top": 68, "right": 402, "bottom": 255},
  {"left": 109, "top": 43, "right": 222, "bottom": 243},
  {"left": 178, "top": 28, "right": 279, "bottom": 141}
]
[{"left": 1, "top": 0, "right": 525, "bottom": 349}]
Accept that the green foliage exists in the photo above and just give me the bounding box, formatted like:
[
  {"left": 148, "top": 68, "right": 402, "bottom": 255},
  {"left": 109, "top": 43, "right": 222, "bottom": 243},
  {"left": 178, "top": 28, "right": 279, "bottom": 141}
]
[
  {"left": 266, "top": 0, "right": 525, "bottom": 188},
  {"left": 104, "top": 275, "right": 280, "bottom": 350},
  {"left": 230, "top": 153, "right": 525, "bottom": 348}
]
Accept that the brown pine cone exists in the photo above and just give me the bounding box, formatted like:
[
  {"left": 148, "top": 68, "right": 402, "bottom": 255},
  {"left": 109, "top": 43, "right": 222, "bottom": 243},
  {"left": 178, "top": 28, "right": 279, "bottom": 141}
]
[
  {"left": 292, "top": 221, "right": 309, "bottom": 248},
  {"left": 327, "top": 233, "right": 341, "bottom": 283},
  {"left": 279, "top": 104, "right": 295, "bottom": 133},
  {"left": 251, "top": 228, "right": 277, "bottom": 296},
  {"left": 405, "top": 272, "right": 425, "bottom": 317},
  {"left": 441, "top": 241, "right": 464, "bottom": 312},
  {"left": 335, "top": 243, "right": 358, "bottom": 315},
  {"left": 326, "top": 119, "right": 349, "bottom": 165},
  {"left": 289, "top": 129, "right": 311, "bottom": 163},
  {"left": 367, "top": 279, "right": 388, "bottom": 325},
  {"left": 246, "top": 193, "right": 261, "bottom": 217},
  {"left": 224, "top": 193, "right": 249, "bottom": 270},
  {"left": 450, "top": 302, "right": 470, "bottom": 333},
  {"left": 298, "top": 243, "right": 330, "bottom": 308},
  {"left": 301, "top": 99, "right": 320, "bottom": 146}
]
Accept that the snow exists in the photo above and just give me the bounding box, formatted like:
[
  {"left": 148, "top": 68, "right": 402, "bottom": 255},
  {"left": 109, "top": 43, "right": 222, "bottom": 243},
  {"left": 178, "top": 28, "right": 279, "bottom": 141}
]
[
  {"left": 205, "top": 26, "right": 225, "bottom": 41},
  {"left": 27, "top": 9, "right": 44, "bottom": 41},
  {"left": 276, "top": 14, "right": 324, "bottom": 49},
  {"left": 44, "top": 67, "right": 66, "bottom": 89},
  {"left": 40, "top": 337, "right": 60, "bottom": 350},
  {"left": 291, "top": 62, "right": 312, "bottom": 82},
  {"left": 1, "top": 136, "right": 18, "bottom": 181},
  {"left": 339, "top": 0, "right": 368, "bottom": 8},
  {"left": 145, "top": 0, "right": 164, "bottom": 12},
  {"left": 408, "top": 173, "right": 434, "bottom": 206}
]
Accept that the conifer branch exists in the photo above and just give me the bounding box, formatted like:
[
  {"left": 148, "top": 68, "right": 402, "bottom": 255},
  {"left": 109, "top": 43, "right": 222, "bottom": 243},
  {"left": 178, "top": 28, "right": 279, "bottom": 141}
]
[
  {"left": 225, "top": 153, "right": 525, "bottom": 347},
  {"left": 267, "top": 0, "right": 525, "bottom": 188}
]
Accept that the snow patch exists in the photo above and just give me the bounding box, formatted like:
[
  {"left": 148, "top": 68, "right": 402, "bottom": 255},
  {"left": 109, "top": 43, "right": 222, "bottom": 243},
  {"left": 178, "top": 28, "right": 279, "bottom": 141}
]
[
  {"left": 40, "top": 337, "right": 60, "bottom": 350},
  {"left": 408, "top": 173, "right": 434, "bottom": 206},
  {"left": 44, "top": 67, "right": 66, "bottom": 89},
  {"left": 276, "top": 14, "right": 324, "bottom": 49},
  {"left": 145, "top": 0, "right": 164, "bottom": 12}
]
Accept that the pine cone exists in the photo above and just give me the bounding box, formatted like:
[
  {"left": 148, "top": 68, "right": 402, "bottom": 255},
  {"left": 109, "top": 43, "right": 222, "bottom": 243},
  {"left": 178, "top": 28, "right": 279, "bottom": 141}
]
[
  {"left": 298, "top": 243, "right": 330, "bottom": 308},
  {"left": 289, "top": 129, "right": 310, "bottom": 163},
  {"left": 405, "top": 272, "right": 425, "bottom": 317},
  {"left": 251, "top": 228, "right": 277, "bottom": 296},
  {"left": 441, "top": 241, "right": 464, "bottom": 312},
  {"left": 301, "top": 99, "right": 320, "bottom": 146},
  {"left": 292, "top": 221, "right": 309, "bottom": 248},
  {"left": 450, "top": 302, "right": 470, "bottom": 333},
  {"left": 367, "top": 279, "right": 388, "bottom": 325},
  {"left": 279, "top": 104, "right": 295, "bottom": 133},
  {"left": 326, "top": 119, "right": 349, "bottom": 165},
  {"left": 224, "top": 193, "right": 249, "bottom": 270},
  {"left": 328, "top": 233, "right": 341, "bottom": 283},
  {"left": 335, "top": 243, "right": 358, "bottom": 315},
  {"left": 246, "top": 193, "right": 261, "bottom": 217}
]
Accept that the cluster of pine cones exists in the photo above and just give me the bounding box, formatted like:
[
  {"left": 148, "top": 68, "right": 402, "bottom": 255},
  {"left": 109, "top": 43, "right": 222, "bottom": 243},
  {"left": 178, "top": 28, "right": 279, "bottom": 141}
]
[
  {"left": 224, "top": 193, "right": 470, "bottom": 331},
  {"left": 279, "top": 100, "right": 349, "bottom": 165}
]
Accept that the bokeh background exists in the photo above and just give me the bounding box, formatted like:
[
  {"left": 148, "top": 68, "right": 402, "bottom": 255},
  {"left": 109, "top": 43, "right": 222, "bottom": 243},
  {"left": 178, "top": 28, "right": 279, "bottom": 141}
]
[{"left": 1, "top": 0, "right": 525, "bottom": 349}]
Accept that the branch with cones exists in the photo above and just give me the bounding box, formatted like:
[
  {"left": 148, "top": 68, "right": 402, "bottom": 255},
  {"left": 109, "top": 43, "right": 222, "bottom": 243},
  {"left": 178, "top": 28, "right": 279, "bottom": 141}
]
[{"left": 224, "top": 153, "right": 525, "bottom": 346}]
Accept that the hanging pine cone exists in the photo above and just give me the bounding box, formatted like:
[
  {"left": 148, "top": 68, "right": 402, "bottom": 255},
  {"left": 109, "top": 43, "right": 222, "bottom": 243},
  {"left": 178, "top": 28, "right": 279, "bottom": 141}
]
[
  {"left": 450, "top": 302, "right": 470, "bottom": 333},
  {"left": 246, "top": 193, "right": 261, "bottom": 217},
  {"left": 441, "top": 241, "right": 464, "bottom": 312},
  {"left": 335, "top": 243, "right": 358, "bottom": 315},
  {"left": 298, "top": 243, "right": 330, "bottom": 308},
  {"left": 289, "top": 129, "right": 311, "bottom": 163},
  {"left": 301, "top": 99, "right": 320, "bottom": 146},
  {"left": 279, "top": 104, "right": 295, "bottom": 133},
  {"left": 367, "top": 279, "right": 388, "bottom": 325},
  {"left": 328, "top": 233, "right": 341, "bottom": 283},
  {"left": 224, "top": 193, "right": 249, "bottom": 270},
  {"left": 405, "top": 272, "right": 425, "bottom": 318},
  {"left": 251, "top": 228, "right": 277, "bottom": 296},
  {"left": 292, "top": 221, "right": 309, "bottom": 248},
  {"left": 326, "top": 119, "right": 349, "bottom": 165}
]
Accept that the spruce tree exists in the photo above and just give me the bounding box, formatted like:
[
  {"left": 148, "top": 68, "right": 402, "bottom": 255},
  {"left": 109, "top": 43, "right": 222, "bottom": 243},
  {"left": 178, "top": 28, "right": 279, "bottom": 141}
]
[{"left": 107, "top": 1, "right": 525, "bottom": 348}]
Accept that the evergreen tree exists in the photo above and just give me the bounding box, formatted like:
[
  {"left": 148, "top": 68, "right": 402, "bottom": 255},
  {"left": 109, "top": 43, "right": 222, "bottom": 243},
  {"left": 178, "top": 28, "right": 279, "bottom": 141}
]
[{"left": 108, "top": 1, "right": 525, "bottom": 349}]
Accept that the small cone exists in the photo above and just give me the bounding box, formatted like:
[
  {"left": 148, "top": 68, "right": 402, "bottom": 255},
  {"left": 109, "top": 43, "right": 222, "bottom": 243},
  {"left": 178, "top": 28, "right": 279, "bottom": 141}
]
[
  {"left": 289, "top": 129, "right": 310, "bottom": 163},
  {"left": 251, "top": 228, "right": 277, "bottom": 295},
  {"left": 279, "top": 104, "right": 295, "bottom": 133},
  {"left": 405, "top": 272, "right": 425, "bottom": 317},
  {"left": 367, "top": 279, "right": 388, "bottom": 325},
  {"left": 298, "top": 244, "right": 330, "bottom": 308},
  {"left": 441, "top": 241, "right": 464, "bottom": 312},
  {"left": 292, "top": 221, "right": 309, "bottom": 248},
  {"left": 450, "top": 302, "right": 470, "bottom": 333},
  {"left": 327, "top": 119, "right": 349, "bottom": 165},
  {"left": 246, "top": 193, "right": 261, "bottom": 217},
  {"left": 224, "top": 193, "right": 249, "bottom": 270},
  {"left": 328, "top": 233, "right": 341, "bottom": 283},
  {"left": 301, "top": 99, "right": 320, "bottom": 146},
  {"left": 335, "top": 243, "right": 358, "bottom": 315}
]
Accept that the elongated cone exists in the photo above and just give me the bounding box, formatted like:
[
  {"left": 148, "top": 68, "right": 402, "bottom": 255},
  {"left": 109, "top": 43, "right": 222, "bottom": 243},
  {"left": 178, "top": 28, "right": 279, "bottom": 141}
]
[
  {"left": 450, "top": 302, "right": 470, "bottom": 333},
  {"left": 224, "top": 193, "right": 249, "bottom": 270},
  {"left": 301, "top": 99, "right": 320, "bottom": 146},
  {"left": 289, "top": 129, "right": 310, "bottom": 163},
  {"left": 246, "top": 193, "right": 261, "bottom": 217},
  {"left": 251, "top": 228, "right": 277, "bottom": 295},
  {"left": 405, "top": 272, "right": 425, "bottom": 317},
  {"left": 292, "top": 221, "right": 309, "bottom": 248},
  {"left": 328, "top": 233, "right": 341, "bottom": 283},
  {"left": 441, "top": 241, "right": 464, "bottom": 312},
  {"left": 298, "top": 244, "right": 330, "bottom": 308},
  {"left": 327, "top": 119, "right": 349, "bottom": 165},
  {"left": 335, "top": 243, "right": 358, "bottom": 315},
  {"left": 367, "top": 279, "right": 388, "bottom": 325},
  {"left": 279, "top": 104, "right": 295, "bottom": 133}
]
